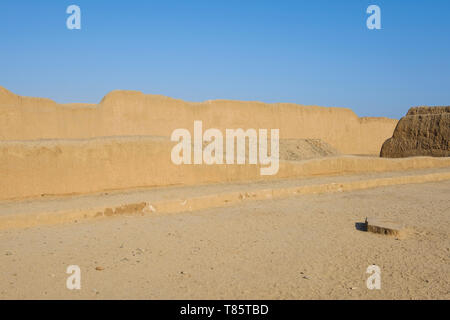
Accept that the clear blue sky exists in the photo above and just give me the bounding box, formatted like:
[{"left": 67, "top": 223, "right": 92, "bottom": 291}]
[{"left": 1, "top": 0, "right": 449, "bottom": 119}]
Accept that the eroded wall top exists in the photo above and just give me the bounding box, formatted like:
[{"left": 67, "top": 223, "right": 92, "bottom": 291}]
[{"left": 0, "top": 86, "right": 397, "bottom": 155}]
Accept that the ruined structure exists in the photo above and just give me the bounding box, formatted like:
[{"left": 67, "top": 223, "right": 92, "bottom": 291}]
[{"left": 381, "top": 107, "right": 450, "bottom": 158}]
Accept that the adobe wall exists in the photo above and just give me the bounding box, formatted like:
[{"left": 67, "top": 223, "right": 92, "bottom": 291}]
[
  {"left": 1, "top": 137, "right": 449, "bottom": 201},
  {"left": 0, "top": 87, "right": 397, "bottom": 155}
]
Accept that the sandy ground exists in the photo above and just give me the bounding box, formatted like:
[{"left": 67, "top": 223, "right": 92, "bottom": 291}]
[{"left": 0, "top": 180, "right": 449, "bottom": 300}]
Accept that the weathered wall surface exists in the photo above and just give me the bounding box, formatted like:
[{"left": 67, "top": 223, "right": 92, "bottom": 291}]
[
  {"left": 0, "top": 87, "right": 397, "bottom": 155},
  {"left": 1, "top": 137, "right": 450, "bottom": 201},
  {"left": 381, "top": 106, "right": 450, "bottom": 158}
]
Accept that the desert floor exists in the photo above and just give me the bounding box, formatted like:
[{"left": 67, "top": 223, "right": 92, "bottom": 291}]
[{"left": 0, "top": 180, "right": 449, "bottom": 299}]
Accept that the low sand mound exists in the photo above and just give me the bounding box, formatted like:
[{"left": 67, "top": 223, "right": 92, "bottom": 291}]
[
  {"left": 380, "top": 106, "right": 450, "bottom": 158},
  {"left": 280, "top": 139, "right": 339, "bottom": 161}
]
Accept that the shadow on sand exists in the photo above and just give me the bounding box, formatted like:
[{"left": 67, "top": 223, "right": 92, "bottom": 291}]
[{"left": 355, "top": 222, "right": 368, "bottom": 232}]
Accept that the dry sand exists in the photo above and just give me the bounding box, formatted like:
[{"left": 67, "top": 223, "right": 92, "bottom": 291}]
[{"left": 1, "top": 179, "right": 448, "bottom": 300}]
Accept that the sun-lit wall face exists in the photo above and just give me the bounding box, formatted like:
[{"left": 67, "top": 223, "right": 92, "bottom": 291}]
[{"left": 0, "top": 87, "right": 397, "bottom": 155}]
